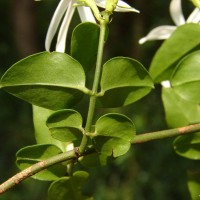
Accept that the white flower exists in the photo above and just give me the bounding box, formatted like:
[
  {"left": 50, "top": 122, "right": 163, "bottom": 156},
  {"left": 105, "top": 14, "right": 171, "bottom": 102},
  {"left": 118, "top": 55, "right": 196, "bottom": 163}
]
[
  {"left": 45, "top": 0, "right": 139, "bottom": 52},
  {"left": 139, "top": 0, "right": 200, "bottom": 44}
]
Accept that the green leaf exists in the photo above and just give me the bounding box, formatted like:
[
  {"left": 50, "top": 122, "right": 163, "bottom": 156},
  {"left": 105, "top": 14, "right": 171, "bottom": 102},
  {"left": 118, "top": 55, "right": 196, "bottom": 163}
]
[
  {"left": 0, "top": 51, "right": 89, "bottom": 110},
  {"left": 150, "top": 23, "right": 200, "bottom": 82},
  {"left": 95, "top": 113, "right": 135, "bottom": 140},
  {"left": 93, "top": 113, "right": 135, "bottom": 165},
  {"left": 94, "top": 137, "right": 131, "bottom": 165},
  {"left": 162, "top": 87, "right": 200, "bottom": 128},
  {"left": 16, "top": 144, "right": 67, "bottom": 181},
  {"left": 98, "top": 57, "right": 154, "bottom": 108},
  {"left": 171, "top": 51, "right": 200, "bottom": 103},
  {"left": 173, "top": 132, "right": 200, "bottom": 160},
  {"left": 187, "top": 170, "right": 200, "bottom": 200},
  {"left": 33, "top": 105, "right": 67, "bottom": 151},
  {"left": 46, "top": 109, "right": 83, "bottom": 143},
  {"left": 48, "top": 171, "right": 93, "bottom": 200},
  {"left": 71, "top": 22, "right": 99, "bottom": 72}
]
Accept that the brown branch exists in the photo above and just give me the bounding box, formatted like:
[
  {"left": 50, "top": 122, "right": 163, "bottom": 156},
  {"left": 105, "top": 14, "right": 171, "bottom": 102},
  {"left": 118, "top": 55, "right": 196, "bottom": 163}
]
[
  {"left": 0, "top": 123, "right": 200, "bottom": 195},
  {"left": 0, "top": 148, "right": 79, "bottom": 194}
]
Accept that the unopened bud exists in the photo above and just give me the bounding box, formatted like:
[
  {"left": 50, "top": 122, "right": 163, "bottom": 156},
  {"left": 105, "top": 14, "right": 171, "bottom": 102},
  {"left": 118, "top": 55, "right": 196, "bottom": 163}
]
[
  {"left": 105, "top": 0, "right": 118, "bottom": 13},
  {"left": 191, "top": 0, "right": 200, "bottom": 9}
]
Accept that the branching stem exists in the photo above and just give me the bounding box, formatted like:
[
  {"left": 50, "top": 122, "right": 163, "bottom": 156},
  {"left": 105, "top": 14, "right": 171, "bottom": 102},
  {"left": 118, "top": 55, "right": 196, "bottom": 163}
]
[
  {"left": 79, "top": 20, "right": 107, "bottom": 154},
  {"left": 1, "top": 123, "right": 200, "bottom": 195}
]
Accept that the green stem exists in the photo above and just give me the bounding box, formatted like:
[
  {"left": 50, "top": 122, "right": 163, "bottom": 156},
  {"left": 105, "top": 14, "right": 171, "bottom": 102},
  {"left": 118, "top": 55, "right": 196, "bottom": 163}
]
[
  {"left": 131, "top": 123, "right": 200, "bottom": 143},
  {"left": 1, "top": 123, "right": 200, "bottom": 194},
  {"left": 79, "top": 19, "right": 108, "bottom": 154}
]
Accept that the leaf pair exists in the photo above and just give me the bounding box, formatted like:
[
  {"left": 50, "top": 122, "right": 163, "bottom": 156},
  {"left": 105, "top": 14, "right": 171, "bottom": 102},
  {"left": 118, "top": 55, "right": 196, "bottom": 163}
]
[
  {"left": 162, "top": 51, "right": 200, "bottom": 160},
  {"left": 18, "top": 110, "right": 136, "bottom": 171},
  {"left": 0, "top": 54, "right": 154, "bottom": 110},
  {"left": 150, "top": 24, "right": 200, "bottom": 162},
  {"left": 151, "top": 24, "right": 200, "bottom": 127},
  {"left": 0, "top": 22, "right": 154, "bottom": 110},
  {"left": 46, "top": 110, "right": 136, "bottom": 165}
]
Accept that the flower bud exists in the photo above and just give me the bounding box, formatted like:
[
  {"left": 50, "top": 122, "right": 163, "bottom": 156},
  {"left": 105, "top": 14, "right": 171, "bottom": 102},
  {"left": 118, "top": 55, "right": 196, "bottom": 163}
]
[
  {"left": 191, "top": 0, "right": 200, "bottom": 9},
  {"left": 105, "top": 0, "right": 118, "bottom": 13}
]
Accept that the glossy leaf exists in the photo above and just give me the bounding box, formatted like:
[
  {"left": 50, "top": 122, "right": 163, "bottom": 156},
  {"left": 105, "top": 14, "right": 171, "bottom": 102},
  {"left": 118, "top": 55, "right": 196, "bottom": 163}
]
[
  {"left": 98, "top": 57, "right": 154, "bottom": 108},
  {"left": 150, "top": 23, "right": 200, "bottom": 82},
  {"left": 95, "top": 113, "right": 135, "bottom": 139},
  {"left": 46, "top": 109, "right": 83, "bottom": 143},
  {"left": 187, "top": 170, "right": 200, "bottom": 200},
  {"left": 171, "top": 51, "right": 200, "bottom": 103},
  {"left": 71, "top": 22, "right": 99, "bottom": 72},
  {"left": 48, "top": 171, "right": 93, "bottom": 200},
  {"left": 162, "top": 87, "right": 200, "bottom": 127},
  {"left": 93, "top": 113, "right": 135, "bottom": 165},
  {"left": 173, "top": 132, "right": 200, "bottom": 160},
  {"left": 0, "top": 52, "right": 89, "bottom": 110},
  {"left": 16, "top": 144, "right": 66, "bottom": 181}
]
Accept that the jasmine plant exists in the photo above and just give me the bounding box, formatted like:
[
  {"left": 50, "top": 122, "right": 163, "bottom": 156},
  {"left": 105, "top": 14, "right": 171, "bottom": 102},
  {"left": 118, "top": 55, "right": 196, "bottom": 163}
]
[{"left": 0, "top": 0, "right": 200, "bottom": 199}]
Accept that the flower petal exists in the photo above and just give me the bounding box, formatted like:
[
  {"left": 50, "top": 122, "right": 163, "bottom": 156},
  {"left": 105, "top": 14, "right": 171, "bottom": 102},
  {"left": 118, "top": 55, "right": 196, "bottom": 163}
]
[
  {"left": 139, "top": 26, "right": 176, "bottom": 44},
  {"left": 77, "top": 6, "right": 96, "bottom": 23},
  {"left": 45, "top": 0, "right": 69, "bottom": 51},
  {"left": 161, "top": 80, "right": 171, "bottom": 88},
  {"left": 170, "top": 0, "right": 185, "bottom": 26},
  {"left": 186, "top": 7, "right": 200, "bottom": 23},
  {"left": 115, "top": 0, "right": 139, "bottom": 12},
  {"left": 95, "top": 0, "right": 139, "bottom": 13},
  {"left": 56, "top": 0, "right": 76, "bottom": 52}
]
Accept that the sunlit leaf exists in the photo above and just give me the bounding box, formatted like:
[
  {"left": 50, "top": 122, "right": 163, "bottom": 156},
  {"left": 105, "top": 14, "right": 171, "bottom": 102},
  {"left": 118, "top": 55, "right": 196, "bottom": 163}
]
[
  {"left": 0, "top": 52, "right": 89, "bottom": 109},
  {"left": 162, "top": 87, "right": 200, "bottom": 128},
  {"left": 171, "top": 51, "right": 200, "bottom": 103},
  {"left": 48, "top": 171, "right": 93, "bottom": 200},
  {"left": 71, "top": 22, "right": 99, "bottom": 72},
  {"left": 16, "top": 144, "right": 66, "bottom": 181},
  {"left": 150, "top": 23, "right": 200, "bottom": 82},
  {"left": 173, "top": 132, "right": 200, "bottom": 160},
  {"left": 46, "top": 109, "right": 83, "bottom": 143},
  {"left": 98, "top": 57, "right": 154, "bottom": 108}
]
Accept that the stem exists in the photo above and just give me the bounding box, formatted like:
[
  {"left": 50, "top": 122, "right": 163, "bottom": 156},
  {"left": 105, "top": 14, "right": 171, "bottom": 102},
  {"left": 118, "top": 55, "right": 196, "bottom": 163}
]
[
  {"left": 79, "top": 20, "right": 107, "bottom": 153},
  {"left": 0, "top": 148, "right": 78, "bottom": 194},
  {"left": 132, "top": 123, "right": 200, "bottom": 144},
  {"left": 1, "top": 123, "right": 200, "bottom": 194}
]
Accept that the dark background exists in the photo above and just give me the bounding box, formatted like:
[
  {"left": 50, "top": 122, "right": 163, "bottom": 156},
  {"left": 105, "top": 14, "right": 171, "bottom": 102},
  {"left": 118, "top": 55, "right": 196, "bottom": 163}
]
[{"left": 0, "top": 0, "right": 197, "bottom": 199}]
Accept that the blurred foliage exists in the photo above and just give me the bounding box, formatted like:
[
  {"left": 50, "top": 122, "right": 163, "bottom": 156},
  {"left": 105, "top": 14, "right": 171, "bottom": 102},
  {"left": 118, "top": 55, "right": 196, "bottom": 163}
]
[{"left": 0, "top": 0, "right": 198, "bottom": 199}]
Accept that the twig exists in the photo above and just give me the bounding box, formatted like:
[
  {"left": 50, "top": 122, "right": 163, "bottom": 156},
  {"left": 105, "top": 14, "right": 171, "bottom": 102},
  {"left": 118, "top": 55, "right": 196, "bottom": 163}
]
[
  {"left": 132, "top": 123, "right": 200, "bottom": 143},
  {"left": 1, "top": 123, "right": 200, "bottom": 194},
  {"left": 0, "top": 148, "right": 79, "bottom": 194}
]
